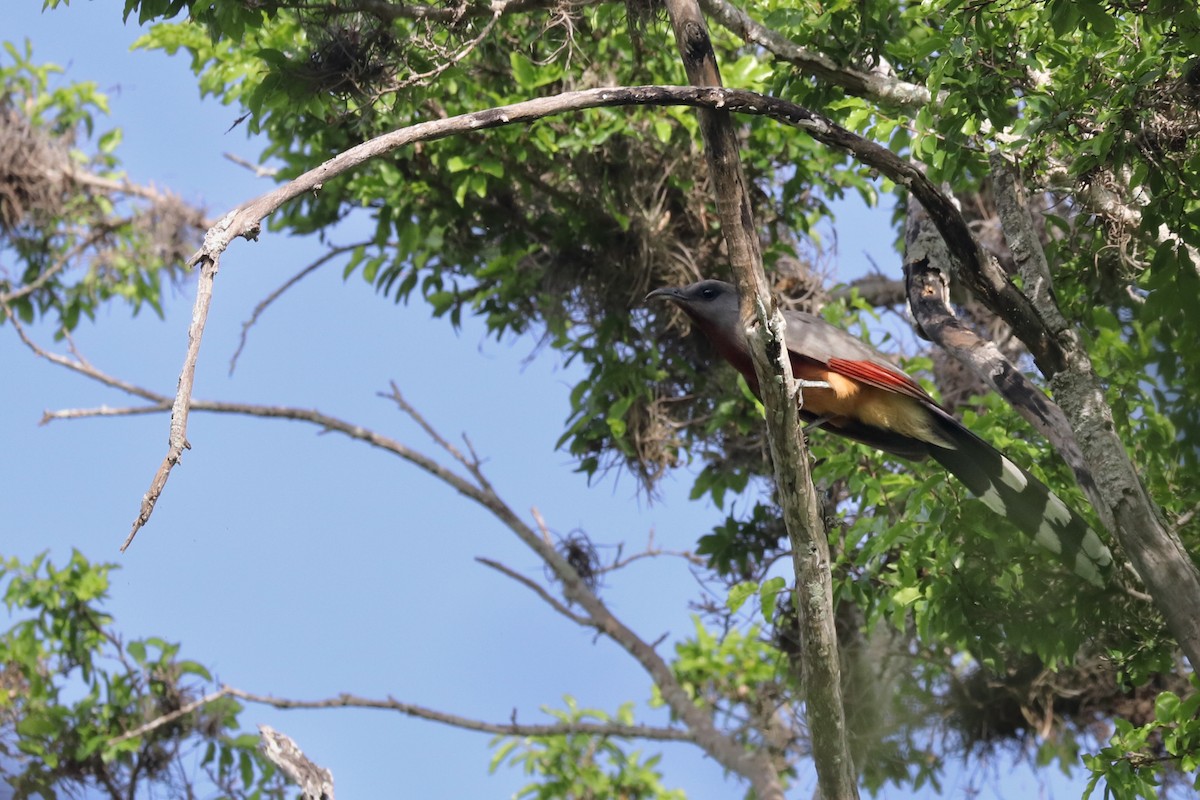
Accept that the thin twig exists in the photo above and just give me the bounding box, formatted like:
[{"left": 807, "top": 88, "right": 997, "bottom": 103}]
[
  {"left": 476, "top": 557, "right": 592, "bottom": 626},
  {"left": 107, "top": 684, "right": 692, "bottom": 750},
  {"left": 381, "top": 382, "right": 470, "bottom": 466},
  {"left": 230, "top": 242, "right": 367, "bottom": 374},
  {"left": 531, "top": 506, "right": 554, "bottom": 547},
  {"left": 600, "top": 545, "right": 705, "bottom": 573},
  {"left": 382, "top": 0, "right": 508, "bottom": 94},
  {"left": 224, "top": 686, "right": 694, "bottom": 740},
  {"left": 8, "top": 314, "right": 165, "bottom": 405},
  {"left": 24, "top": 330, "right": 763, "bottom": 785},
  {"left": 223, "top": 152, "right": 280, "bottom": 178},
  {"left": 109, "top": 688, "right": 231, "bottom": 745}
]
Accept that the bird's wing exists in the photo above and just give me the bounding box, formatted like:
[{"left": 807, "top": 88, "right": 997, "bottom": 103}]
[{"left": 782, "top": 310, "right": 936, "bottom": 405}]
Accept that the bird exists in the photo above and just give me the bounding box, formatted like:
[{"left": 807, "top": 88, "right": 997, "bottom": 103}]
[{"left": 647, "top": 279, "right": 1113, "bottom": 586}]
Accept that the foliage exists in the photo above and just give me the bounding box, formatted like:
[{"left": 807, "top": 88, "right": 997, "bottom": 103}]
[
  {"left": 0, "top": 41, "right": 203, "bottom": 335},
  {"left": 7, "top": 0, "right": 1200, "bottom": 796},
  {"left": 490, "top": 697, "right": 686, "bottom": 800},
  {"left": 1084, "top": 679, "right": 1200, "bottom": 799},
  {"left": 0, "top": 551, "right": 282, "bottom": 800}
]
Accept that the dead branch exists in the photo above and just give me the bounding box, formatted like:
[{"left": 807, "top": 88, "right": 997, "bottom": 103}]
[
  {"left": 475, "top": 557, "right": 593, "bottom": 626},
  {"left": 123, "top": 254, "right": 219, "bottom": 551},
  {"left": 230, "top": 687, "right": 695, "bottom": 741},
  {"left": 230, "top": 241, "right": 368, "bottom": 374},
  {"left": 258, "top": 725, "right": 335, "bottom": 800},
  {"left": 139, "top": 83, "right": 1052, "bottom": 553},
  {"left": 223, "top": 152, "right": 280, "bottom": 179},
  {"left": 108, "top": 687, "right": 230, "bottom": 746},
  {"left": 20, "top": 330, "right": 766, "bottom": 783}
]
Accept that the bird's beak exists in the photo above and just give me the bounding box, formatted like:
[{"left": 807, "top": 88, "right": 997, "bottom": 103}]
[{"left": 645, "top": 286, "right": 683, "bottom": 304}]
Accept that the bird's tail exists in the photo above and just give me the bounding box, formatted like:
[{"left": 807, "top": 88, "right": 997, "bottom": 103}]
[{"left": 926, "top": 412, "right": 1113, "bottom": 587}]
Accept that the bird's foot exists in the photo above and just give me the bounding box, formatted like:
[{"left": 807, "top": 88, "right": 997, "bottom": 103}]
[{"left": 797, "top": 379, "right": 832, "bottom": 390}]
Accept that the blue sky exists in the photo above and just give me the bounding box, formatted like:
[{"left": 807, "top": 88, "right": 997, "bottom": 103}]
[{"left": 2, "top": 3, "right": 1093, "bottom": 798}]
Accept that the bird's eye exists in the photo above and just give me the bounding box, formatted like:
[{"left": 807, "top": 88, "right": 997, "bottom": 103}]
[{"left": 701, "top": 288, "right": 715, "bottom": 299}]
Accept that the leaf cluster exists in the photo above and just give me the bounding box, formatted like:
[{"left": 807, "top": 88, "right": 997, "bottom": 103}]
[
  {"left": 0, "top": 41, "right": 204, "bottom": 335},
  {"left": 490, "top": 697, "right": 685, "bottom": 800},
  {"left": 0, "top": 551, "right": 282, "bottom": 800}
]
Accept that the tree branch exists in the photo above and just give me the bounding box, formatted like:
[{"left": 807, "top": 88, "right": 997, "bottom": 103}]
[
  {"left": 229, "top": 241, "right": 368, "bottom": 375},
  {"left": 108, "top": 684, "right": 694, "bottom": 754},
  {"left": 122, "top": 254, "right": 219, "bottom": 551},
  {"left": 138, "top": 83, "right": 1054, "bottom": 554},
  {"left": 257, "top": 725, "right": 335, "bottom": 800},
  {"left": 985, "top": 156, "right": 1200, "bottom": 671},
  {"left": 696, "top": 0, "right": 936, "bottom": 112},
  {"left": 475, "top": 556, "right": 593, "bottom": 627},
  {"left": 19, "top": 329, "right": 768, "bottom": 787},
  {"left": 661, "top": 5, "right": 853, "bottom": 798},
  {"left": 229, "top": 687, "right": 695, "bottom": 741}
]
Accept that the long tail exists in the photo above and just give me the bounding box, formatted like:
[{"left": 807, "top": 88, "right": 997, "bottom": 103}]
[{"left": 926, "top": 413, "right": 1113, "bottom": 587}]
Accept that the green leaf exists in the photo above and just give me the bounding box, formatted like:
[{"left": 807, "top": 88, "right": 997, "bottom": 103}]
[
  {"left": 727, "top": 581, "right": 758, "bottom": 613},
  {"left": 760, "top": 576, "right": 786, "bottom": 621}
]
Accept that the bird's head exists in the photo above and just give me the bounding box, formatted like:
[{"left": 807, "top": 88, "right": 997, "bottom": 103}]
[{"left": 645, "top": 280, "right": 740, "bottom": 329}]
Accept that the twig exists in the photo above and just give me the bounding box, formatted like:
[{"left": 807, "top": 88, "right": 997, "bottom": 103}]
[
  {"left": 230, "top": 242, "right": 367, "bottom": 374},
  {"left": 381, "top": 0, "right": 508, "bottom": 93},
  {"left": 8, "top": 315, "right": 165, "bottom": 405},
  {"left": 24, "top": 329, "right": 760, "bottom": 786},
  {"left": 109, "top": 687, "right": 231, "bottom": 745},
  {"left": 381, "top": 382, "right": 471, "bottom": 468},
  {"left": 475, "top": 557, "right": 592, "bottom": 626},
  {"left": 697, "top": 0, "right": 937, "bottom": 112},
  {"left": 223, "top": 152, "right": 280, "bottom": 178},
  {"left": 42, "top": 404, "right": 170, "bottom": 424},
  {"left": 0, "top": 223, "right": 117, "bottom": 305},
  {"left": 600, "top": 541, "right": 705, "bottom": 573},
  {"left": 225, "top": 686, "right": 694, "bottom": 741},
  {"left": 531, "top": 506, "right": 554, "bottom": 547},
  {"left": 107, "top": 684, "right": 693, "bottom": 753}
]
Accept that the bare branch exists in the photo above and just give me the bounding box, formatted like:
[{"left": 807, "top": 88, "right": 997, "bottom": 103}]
[
  {"left": 475, "top": 557, "right": 593, "bottom": 626},
  {"left": 122, "top": 254, "right": 219, "bottom": 551},
  {"left": 380, "top": 382, "right": 473, "bottom": 470},
  {"left": 22, "top": 325, "right": 762, "bottom": 788},
  {"left": 42, "top": 404, "right": 169, "bottom": 424},
  {"left": 223, "top": 152, "right": 280, "bottom": 179},
  {"left": 109, "top": 687, "right": 231, "bottom": 746},
  {"left": 7, "top": 313, "right": 165, "bottom": 405},
  {"left": 230, "top": 242, "right": 367, "bottom": 374},
  {"left": 258, "top": 725, "right": 335, "bottom": 800},
  {"left": 227, "top": 687, "right": 695, "bottom": 742},
  {"left": 600, "top": 537, "right": 706, "bottom": 573}
]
